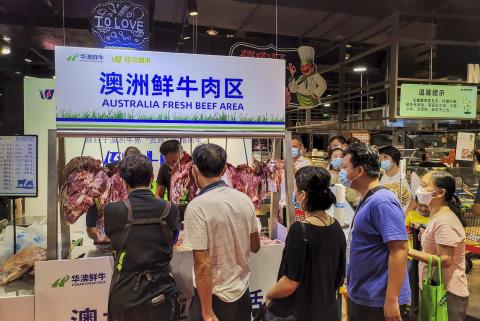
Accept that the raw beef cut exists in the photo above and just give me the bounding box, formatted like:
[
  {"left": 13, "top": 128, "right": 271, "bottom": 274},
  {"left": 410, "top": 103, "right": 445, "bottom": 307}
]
[
  {"left": 169, "top": 153, "right": 283, "bottom": 209},
  {"left": 61, "top": 157, "right": 111, "bottom": 224},
  {"left": 264, "top": 160, "right": 283, "bottom": 192},
  {"left": 62, "top": 156, "right": 101, "bottom": 184},
  {"left": 170, "top": 153, "right": 193, "bottom": 205},
  {"left": 109, "top": 172, "right": 128, "bottom": 203},
  {"left": 61, "top": 170, "right": 96, "bottom": 224},
  {"left": 0, "top": 246, "right": 47, "bottom": 285}
]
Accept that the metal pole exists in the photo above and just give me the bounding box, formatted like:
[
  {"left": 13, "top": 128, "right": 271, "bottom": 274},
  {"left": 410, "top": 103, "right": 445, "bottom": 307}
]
[
  {"left": 389, "top": 13, "right": 400, "bottom": 121},
  {"left": 58, "top": 137, "right": 70, "bottom": 259},
  {"left": 47, "top": 129, "right": 58, "bottom": 260},
  {"left": 269, "top": 139, "right": 282, "bottom": 240},
  {"left": 12, "top": 198, "right": 16, "bottom": 255},
  {"left": 283, "top": 131, "right": 295, "bottom": 228},
  {"left": 360, "top": 73, "right": 363, "bottom": 128}
]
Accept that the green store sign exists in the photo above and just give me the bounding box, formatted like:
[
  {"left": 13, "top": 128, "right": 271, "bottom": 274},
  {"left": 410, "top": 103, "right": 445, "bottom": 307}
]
[{"left": 399, "top": 84, "right": 477, "bottom": 119}]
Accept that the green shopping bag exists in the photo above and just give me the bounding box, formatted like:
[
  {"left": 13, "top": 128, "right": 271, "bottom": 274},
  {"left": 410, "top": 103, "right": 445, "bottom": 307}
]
[{"left": 419, "top": 256, "right": 448, "bottom": 321}]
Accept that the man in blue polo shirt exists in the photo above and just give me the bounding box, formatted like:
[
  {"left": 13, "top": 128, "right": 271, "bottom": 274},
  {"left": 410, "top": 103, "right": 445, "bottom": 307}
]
[{"left": 340, "top": 143, "right": 410, "bottom": 321}]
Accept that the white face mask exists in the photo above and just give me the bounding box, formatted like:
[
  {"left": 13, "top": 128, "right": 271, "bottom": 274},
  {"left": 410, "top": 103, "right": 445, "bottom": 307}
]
[{"left": 416, "top": 186, "right": 439, "bottom": 206}]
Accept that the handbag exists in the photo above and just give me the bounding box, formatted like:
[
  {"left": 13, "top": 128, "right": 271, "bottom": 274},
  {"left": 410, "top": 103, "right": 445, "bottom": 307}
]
[
  {"left": 419, "top": 256, "right": 448, "bottom": 321},
  {"left": 264, "top": 222, "right": 309, "bottom": 321}
]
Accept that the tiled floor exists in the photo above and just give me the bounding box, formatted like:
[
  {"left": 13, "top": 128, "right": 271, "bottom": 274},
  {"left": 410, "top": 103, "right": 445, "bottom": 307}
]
[{"left": 467, "top": 258, "right": 480, "bottom": 320}]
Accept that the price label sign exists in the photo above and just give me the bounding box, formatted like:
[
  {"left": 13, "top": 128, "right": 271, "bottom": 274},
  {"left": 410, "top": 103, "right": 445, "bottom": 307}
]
[{"left": 0, "top": 135, "right": 38, "bottom": 197}]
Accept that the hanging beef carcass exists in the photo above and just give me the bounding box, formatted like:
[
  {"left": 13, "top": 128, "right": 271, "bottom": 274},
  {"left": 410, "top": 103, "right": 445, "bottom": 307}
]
[
  {"left": 170, "top": 153, "right": 194, "bottom": 205},
  {"left": 170, "top": 153, "right": 283, "bottom": 210},
  {"left": 60, "top": 157, "right": 110, "bottom": 224}
]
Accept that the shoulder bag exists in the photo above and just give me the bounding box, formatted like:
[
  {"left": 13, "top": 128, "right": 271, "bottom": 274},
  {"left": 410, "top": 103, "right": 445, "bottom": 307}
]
[
  {"left": 419, "top": 256, "right": 448, "bottom": 321},
  {"left": 108, "top": 199, "right": 175, "bottom": 318}
]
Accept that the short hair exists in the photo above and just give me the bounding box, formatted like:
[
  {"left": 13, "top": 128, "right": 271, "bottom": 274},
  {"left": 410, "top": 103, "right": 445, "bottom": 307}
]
[
  {"left": 347, "top": 137, "right": 361, "bottom": 145},
  {"left": 345, "top": 143, "right": 380, "bottom": 178},
  {"left": 329, "top": 135, "right": 347, "bottom": 146},
  {"left": 292, "top": 135, "right": 304, "bottom": 146},
  {"left": 192, "top": 144, "right": 227, "bottom": 178},
  {"left": 378, "top": 145, "right": 401, "bottom": 166},
  {"left": 160, "top": 140, "right": 182, "bottom": 156},
  {"left": 295, "top": 166, "right": 336, "bottom": 211},
  {"left": 124, "top": 146, "right": 141, "bottom": 157},
  {"left": 119, "top": 154, "right": 153, "bottom": 188}
]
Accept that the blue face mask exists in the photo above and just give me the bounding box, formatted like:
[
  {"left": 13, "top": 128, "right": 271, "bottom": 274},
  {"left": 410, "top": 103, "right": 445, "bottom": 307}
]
[
  {"left": 292, "top": 148, "right": 300, "bottom": 158},
  {"left": 292, "top": 194, "right": 301, "bottom": 209},
  {"left": 339, "top": 169, "right": 351, "bottom": 187},
  {"left": 380, "top": 160, "right": 393, "bottom": 171},
  {"left": 330, "top": 158, "right": 343, "bottom": 170},
  {"left": 339, "top": 168, "right": 360, "bottom": 188}
]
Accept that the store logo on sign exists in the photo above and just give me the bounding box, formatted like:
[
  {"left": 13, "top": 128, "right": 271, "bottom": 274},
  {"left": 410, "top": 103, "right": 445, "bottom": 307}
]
[
  {"left": 90, "top": 0, "right": 149, "bottom": 50},
  {"left": 67, "top": 54, "right": 79, "bottom": 62},
  {"left": 51, "top": 275, "right": 70, "bottom": 288},
  {"left": 67, "top": 53, "right": 104, "bottom": 63},
  {"left": 50, "top": 273, "right": 107, "bottom": 288},
  {"left": 111, "top": 55, "right": 151, "bottom": 64},
  {"left": 39, "top": 89, "right": 55, "bottom": 100}
]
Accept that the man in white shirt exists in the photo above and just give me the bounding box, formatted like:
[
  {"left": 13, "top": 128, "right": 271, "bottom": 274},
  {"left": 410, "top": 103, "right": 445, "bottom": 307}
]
[
  {"left": 184, "top": 144, "right": 261, "bottom": 321},
  {"left": 292, "top": 135, "right": 311, "bottom": 171},
  {"left": 378, "top": 145, "right": 411, "bottom": 208}
]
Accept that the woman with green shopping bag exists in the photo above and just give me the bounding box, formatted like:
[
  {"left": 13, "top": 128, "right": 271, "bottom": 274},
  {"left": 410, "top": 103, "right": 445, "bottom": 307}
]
[{"left": 409, "top": 172, "right": 469, "bottom": 321}]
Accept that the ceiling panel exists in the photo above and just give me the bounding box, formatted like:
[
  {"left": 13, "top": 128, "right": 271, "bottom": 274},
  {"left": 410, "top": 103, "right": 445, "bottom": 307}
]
[
  {"left": 327, "top": 16, "right": 377, "bottom": 40},
  {"left": 306, "top": 13, "right": 350, "bottom": 39},
  {"left": 243, "top": 4, "right": 326, "bottom": 37},
  {"left": 190, "top": 0, "right": 259, "bottom": 30},
  {"left": 154, "top": 0, "right": 186, "bottom": 24}
]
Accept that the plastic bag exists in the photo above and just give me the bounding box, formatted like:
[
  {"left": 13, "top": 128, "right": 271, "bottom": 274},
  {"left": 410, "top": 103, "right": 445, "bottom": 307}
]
[{"left": 0, "top": 224, "right": 47, "bottom": 264}]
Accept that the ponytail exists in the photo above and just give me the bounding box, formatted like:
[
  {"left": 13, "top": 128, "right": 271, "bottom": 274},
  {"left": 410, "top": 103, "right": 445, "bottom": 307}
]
[{"left": 447, "top": 194, "right": 466, "bottom": 227}]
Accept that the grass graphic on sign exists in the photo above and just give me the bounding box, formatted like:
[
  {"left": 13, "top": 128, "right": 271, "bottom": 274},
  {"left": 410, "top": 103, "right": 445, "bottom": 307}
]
[{"left": 57, "top": 110, "right": 285, "bottom": 123}]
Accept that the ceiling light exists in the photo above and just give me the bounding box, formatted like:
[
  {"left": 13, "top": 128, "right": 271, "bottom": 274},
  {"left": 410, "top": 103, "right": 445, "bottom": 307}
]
[
  {"left": 345, "top": 53, "right": 351, "bottom": 60},
  {"left": 183, "top": 36, "right": 191, "bottom": 40},
  {"left": 2, "top": 35, "right": 10, "bottom": 42},
  {"left": 1, "top": 46, "right": 11, "bottom": 55},
  {"left": 226, "top": 34, "right": 234, "bottom": 38},
  {"left": 324, "top": 103, "right": 331, "bottom": 107},
  {"left": 188, "top": 0, "right": 198, "bottom": 16},
  {"left": 14, "top": 71, "right": 21, "bottom": 75},
  {"left": 24, "top": 58, "right": 32, "bottom": 63},
  {"left": 206, "top": 28, "right": 218, "bottom": 36},
  {"left": 369, "top": 96, "right": 374, "bottom": 99},
  {"left": 353, "top": 66, "right": 367, "bottom": 72},
  {"left": 327, "top": 94, "right": 332, "bottom": 97},
  {"left": 346, "top": 43, "right": 352, "bottom": 48}
]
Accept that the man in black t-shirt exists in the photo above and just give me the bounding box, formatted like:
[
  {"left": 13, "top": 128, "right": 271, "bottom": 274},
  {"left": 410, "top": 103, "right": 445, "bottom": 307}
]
[{"left": 155, "top": 140, "right": 182, "bottom": 201}]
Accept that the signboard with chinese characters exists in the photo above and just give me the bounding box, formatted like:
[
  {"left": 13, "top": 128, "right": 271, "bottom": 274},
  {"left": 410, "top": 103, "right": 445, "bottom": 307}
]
[
  {"left": 455, "top": 132, "right": 475, "bottom": 161},
  {"left": 399, "top": 84, "right": 477, "bottom": 119},
  {"left": 35, "top": 257, "right": 113, "bottom": 321},
  {"left": 89, "top": 0, "right": 149, "bottom": 50},
  {"left": 55, "top": 46, "right": 285, "bottom": 132},
  {"left": 0, "top": 136, "right": 37, "bottom": 197}
]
